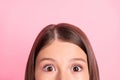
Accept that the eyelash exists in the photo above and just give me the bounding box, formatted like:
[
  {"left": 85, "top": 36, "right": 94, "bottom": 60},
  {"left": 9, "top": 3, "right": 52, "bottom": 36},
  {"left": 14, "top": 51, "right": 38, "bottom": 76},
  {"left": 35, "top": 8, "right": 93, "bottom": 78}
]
[
  {"left": 42, "top": 64, "right": 56, "bottom": 72},
  {"left": 42, "top": 64, "right": 83, "bottom": 72},
  {"left": 71, "top": 64, "right": 83, "bottom": 72}
]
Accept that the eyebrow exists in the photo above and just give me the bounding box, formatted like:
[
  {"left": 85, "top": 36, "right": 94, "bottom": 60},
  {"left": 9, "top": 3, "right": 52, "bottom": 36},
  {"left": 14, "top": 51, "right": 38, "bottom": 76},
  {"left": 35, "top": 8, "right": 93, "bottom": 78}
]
[
  {"left": 38, "top": 58, "right": 56, "bottom": 63},
  {"left": 38, "top": 58, "right": 87, "bottom": 63},
  {"left": 70, "top": 58, "right": 87, "bottom": 63}
]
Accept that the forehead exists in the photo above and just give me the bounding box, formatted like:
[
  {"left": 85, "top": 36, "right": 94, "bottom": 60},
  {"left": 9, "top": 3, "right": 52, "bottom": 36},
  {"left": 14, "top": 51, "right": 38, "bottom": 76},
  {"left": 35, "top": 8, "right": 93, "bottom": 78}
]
[{"left": 36, "top": 40, "right": 87, "bottom": 62}]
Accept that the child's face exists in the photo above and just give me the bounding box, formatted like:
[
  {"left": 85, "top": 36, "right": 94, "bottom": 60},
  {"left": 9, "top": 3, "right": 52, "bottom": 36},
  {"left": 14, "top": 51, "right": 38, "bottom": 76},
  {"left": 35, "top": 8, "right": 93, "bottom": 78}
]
[{"left": 35, "top": 40, "right": 89, "bottom": 80}]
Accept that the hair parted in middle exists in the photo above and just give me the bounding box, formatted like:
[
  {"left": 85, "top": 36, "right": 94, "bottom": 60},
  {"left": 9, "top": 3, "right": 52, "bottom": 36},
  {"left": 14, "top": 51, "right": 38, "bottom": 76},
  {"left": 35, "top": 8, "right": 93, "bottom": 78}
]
[{"left": 25, "top": 23, "right": 99, "bottom": 80}]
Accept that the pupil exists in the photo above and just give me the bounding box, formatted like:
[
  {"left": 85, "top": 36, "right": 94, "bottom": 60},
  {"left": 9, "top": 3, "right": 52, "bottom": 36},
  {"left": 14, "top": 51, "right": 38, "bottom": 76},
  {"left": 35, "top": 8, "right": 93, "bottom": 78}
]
[
  {"left": 48, "top": 67, "right": 53, "bottom": 71},
  {"left": 73, "top": 67, "right": 79, "bottom": 71}
]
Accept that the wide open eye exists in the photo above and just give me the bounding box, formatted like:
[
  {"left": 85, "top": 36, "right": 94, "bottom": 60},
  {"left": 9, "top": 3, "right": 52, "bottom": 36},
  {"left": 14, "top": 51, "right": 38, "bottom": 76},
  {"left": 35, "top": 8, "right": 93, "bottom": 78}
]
[
  {"left": 72, "top": 65, "right": 82, "bottom": 72},
  {"left": 42, "top": 64, "right": 55, "bottom": 72}
]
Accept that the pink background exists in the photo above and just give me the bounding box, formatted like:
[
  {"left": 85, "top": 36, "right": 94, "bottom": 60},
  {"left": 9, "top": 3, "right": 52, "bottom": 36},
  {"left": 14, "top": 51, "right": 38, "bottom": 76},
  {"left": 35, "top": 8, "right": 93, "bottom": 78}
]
[{"left": 0, "top": 0, "right": 120, "bottom": 80}]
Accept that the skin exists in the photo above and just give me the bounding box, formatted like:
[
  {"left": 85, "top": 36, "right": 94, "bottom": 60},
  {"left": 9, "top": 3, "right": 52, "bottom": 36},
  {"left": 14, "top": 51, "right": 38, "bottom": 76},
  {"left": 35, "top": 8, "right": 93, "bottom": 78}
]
[{"left": 35, "top": 40, "right": 89, "bottom": 80}]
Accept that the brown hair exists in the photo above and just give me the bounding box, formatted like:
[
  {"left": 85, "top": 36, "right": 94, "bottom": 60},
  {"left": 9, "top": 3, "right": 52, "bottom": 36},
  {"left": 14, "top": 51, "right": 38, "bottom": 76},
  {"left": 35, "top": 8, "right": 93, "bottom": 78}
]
[{"left": 25, "top": 23, "right": 100, "bottom": 80}]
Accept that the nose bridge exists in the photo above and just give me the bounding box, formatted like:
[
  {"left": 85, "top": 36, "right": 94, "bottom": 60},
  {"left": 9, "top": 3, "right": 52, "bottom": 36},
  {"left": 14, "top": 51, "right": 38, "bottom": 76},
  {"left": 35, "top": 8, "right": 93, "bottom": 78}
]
[
  {"left": 57, "top": 70, "right": 66, "bottom": 80},
  {"left": 55, "top": 59, "right": 72, "bottom": 80},
  {"left": 56, "top": 68, "right": 69, "bottom": 80}
]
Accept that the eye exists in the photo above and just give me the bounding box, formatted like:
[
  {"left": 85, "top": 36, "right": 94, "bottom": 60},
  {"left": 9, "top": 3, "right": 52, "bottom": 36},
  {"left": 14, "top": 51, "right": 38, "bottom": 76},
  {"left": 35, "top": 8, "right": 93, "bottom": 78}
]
[
  {"left": 72, "top": 65, "right": 82, "bottom": 72},
  {"left": 42, "top": 64, "right": 55, "bottom": 72}
]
